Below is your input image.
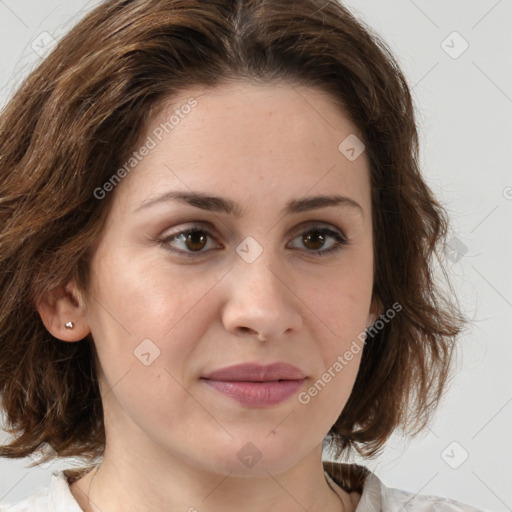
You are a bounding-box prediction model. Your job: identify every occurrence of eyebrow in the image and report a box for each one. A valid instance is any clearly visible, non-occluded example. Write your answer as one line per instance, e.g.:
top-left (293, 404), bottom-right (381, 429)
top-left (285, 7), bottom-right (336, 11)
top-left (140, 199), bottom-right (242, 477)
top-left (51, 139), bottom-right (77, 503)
top-left (133, 190), bottom-right (364, 218)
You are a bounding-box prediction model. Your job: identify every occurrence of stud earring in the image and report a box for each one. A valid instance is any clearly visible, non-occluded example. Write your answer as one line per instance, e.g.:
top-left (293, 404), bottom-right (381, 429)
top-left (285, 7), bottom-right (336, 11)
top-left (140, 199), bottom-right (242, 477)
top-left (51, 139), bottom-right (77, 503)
top-left (65, 321), bottom-right (75, 329)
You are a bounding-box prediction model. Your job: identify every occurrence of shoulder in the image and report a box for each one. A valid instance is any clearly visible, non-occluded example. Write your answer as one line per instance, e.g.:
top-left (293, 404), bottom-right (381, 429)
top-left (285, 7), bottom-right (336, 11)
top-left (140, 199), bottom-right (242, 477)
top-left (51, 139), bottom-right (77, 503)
top-left (0, 470), bottom-right (83, 512)
top-left (0, 485), bottom-right (50, 512)
top-left (323, 461), bottom-right (486, 512)
top-left (362, 472), bottom-right (486, 511)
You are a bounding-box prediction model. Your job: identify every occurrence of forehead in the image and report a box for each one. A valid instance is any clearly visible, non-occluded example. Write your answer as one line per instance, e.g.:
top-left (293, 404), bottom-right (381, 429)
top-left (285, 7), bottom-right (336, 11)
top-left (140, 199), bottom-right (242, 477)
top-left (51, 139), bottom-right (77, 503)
top-left (113, 80), bottom-right (371, 218)
top-left (149, 79), bottom-right (361, 148)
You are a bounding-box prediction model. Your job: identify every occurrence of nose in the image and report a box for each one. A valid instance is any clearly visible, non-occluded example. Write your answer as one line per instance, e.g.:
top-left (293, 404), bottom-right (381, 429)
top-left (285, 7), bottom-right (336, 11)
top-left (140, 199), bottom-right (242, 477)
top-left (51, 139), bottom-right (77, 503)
top-left (221, 251), bottom-right (303, 342)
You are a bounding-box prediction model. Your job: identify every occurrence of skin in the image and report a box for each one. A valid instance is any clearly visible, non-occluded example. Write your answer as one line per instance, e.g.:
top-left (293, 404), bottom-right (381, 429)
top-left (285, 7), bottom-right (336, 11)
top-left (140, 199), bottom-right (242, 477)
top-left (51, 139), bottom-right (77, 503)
top-left (38, 79), bottom-right (381, 512)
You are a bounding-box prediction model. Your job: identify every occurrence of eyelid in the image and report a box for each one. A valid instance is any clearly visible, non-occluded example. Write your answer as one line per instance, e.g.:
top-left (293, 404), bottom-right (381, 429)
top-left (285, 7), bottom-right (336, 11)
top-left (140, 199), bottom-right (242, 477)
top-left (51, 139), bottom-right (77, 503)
top-left (157, 220), bottom-right (216, 240)
top-left (286, 221), bottom-right (349, 255)
top-left (158, 220), bottom-right (349, 257)
top-left (288, 220), bottom-right (346, 237)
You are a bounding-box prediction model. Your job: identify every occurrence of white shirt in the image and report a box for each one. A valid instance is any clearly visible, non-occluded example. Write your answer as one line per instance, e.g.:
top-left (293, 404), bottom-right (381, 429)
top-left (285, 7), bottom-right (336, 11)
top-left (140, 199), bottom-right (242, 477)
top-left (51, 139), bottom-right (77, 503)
top-left (0, 466), bottom-right (486, 511)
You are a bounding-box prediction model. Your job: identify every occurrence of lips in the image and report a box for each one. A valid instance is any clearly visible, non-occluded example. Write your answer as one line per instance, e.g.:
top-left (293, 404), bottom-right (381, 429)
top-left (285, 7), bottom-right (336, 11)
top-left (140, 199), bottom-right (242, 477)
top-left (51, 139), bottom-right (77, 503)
top-left (202, 362), bottom-right (306, 382)
top-left (201, 362), bottom-right (307, 406)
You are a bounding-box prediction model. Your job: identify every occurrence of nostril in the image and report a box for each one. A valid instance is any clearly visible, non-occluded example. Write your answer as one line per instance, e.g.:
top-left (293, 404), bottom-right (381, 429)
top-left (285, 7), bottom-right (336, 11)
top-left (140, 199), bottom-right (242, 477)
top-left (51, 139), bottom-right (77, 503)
top-left (237, 327), bottom-right (265, 340)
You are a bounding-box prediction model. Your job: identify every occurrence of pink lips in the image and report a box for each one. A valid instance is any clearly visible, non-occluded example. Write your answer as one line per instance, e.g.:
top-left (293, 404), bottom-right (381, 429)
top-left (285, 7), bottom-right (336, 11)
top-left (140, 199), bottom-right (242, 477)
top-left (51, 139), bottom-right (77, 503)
top-left (201, 362), bottom-right (306, 407)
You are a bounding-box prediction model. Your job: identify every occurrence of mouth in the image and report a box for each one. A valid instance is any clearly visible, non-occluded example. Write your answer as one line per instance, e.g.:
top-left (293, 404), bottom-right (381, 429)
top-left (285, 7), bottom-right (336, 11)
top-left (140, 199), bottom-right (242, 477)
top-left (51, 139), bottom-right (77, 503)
top-left (201, 362), bottom-right (306, 381)
top-left (201, 362), bottom-right (307, 406)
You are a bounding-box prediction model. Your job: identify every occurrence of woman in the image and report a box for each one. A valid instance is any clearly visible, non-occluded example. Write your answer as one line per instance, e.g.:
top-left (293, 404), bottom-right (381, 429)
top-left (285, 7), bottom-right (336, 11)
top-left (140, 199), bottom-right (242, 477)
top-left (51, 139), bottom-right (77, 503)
top-left (0, 0), bottom-right (483, 511)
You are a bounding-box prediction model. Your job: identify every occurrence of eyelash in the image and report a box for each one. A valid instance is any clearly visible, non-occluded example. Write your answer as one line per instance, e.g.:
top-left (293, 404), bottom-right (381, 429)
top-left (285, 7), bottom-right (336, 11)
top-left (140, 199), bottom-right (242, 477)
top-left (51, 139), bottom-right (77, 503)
top-left (157, 222), bottom-right (349, 259)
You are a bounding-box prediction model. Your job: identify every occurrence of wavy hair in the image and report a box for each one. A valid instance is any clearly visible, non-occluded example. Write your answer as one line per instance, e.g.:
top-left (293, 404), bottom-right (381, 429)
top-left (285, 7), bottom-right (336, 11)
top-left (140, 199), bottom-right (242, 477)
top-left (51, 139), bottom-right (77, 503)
top-left (0, 0), bottom-right (468, 485)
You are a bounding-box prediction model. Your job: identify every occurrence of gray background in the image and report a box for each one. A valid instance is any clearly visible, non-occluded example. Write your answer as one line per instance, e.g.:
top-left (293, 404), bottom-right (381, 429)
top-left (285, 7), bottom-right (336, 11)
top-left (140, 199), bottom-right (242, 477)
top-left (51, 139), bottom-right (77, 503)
top-left (0, 1), bottom-right (511, 511)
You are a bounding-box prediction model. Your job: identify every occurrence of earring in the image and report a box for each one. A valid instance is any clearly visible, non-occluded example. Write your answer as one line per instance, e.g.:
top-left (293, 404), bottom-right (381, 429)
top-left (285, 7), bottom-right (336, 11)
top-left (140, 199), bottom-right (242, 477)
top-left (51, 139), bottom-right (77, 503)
top-left (65, 321), bottom-right (75, 329)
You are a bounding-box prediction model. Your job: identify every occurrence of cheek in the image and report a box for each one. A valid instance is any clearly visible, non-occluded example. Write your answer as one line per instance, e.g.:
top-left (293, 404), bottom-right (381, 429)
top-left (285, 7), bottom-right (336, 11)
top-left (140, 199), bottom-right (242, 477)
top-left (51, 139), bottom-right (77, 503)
top-left (90, 245), bottom-right (223, 337)
top-left (86, 259), bottom-right (218, 434)
top-left (297, 264), bottom-right (371, 381)
top-left (302, 265), bottom-right (372, 336)
top-left (86, 249), bottom-right (225, 393)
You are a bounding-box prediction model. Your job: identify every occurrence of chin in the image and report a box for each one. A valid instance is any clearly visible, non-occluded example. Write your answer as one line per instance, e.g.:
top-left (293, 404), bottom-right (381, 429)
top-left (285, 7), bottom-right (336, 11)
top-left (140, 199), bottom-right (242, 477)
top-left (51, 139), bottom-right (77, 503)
top-left (194, 433), bottom-right (310, 477)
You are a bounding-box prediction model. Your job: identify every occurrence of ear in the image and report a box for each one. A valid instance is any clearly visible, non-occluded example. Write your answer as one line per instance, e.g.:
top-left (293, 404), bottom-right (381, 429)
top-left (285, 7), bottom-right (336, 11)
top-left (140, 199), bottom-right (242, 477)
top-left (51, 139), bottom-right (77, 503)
top-left (36, 280), bottom-right (91, 342)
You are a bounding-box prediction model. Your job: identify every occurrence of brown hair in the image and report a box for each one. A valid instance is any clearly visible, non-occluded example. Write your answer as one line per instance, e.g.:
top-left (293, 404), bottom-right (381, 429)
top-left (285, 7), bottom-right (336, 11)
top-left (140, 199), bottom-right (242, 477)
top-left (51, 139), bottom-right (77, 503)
top-left (0, 0), bottom-right (468, 484)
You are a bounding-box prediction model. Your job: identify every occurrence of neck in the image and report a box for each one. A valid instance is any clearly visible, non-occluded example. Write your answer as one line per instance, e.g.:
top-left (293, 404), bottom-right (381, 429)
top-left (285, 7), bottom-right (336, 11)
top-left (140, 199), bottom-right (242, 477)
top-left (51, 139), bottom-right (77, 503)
top-left (70, 448), bottom-right (353, 512)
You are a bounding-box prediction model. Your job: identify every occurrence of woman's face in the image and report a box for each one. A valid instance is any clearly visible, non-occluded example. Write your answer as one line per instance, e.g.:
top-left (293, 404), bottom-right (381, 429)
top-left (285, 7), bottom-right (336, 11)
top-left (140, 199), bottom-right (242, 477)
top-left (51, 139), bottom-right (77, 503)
top-left (83, 80), bottom-right (377, 476)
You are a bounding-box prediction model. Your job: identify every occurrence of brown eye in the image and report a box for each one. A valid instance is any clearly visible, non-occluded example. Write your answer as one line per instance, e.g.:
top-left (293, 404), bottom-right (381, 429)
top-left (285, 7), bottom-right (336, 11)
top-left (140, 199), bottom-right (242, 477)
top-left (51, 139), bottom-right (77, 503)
top-left (159, 226), bottom-right (221, 257)
top-left (302, 231), bottom-right (326, 251)
top-left (288, 224), bottom-right (348, 257)
top-left (182, 231), bottom-right (208, 251)
top-left (160, 223), bottom-right (348, 259)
